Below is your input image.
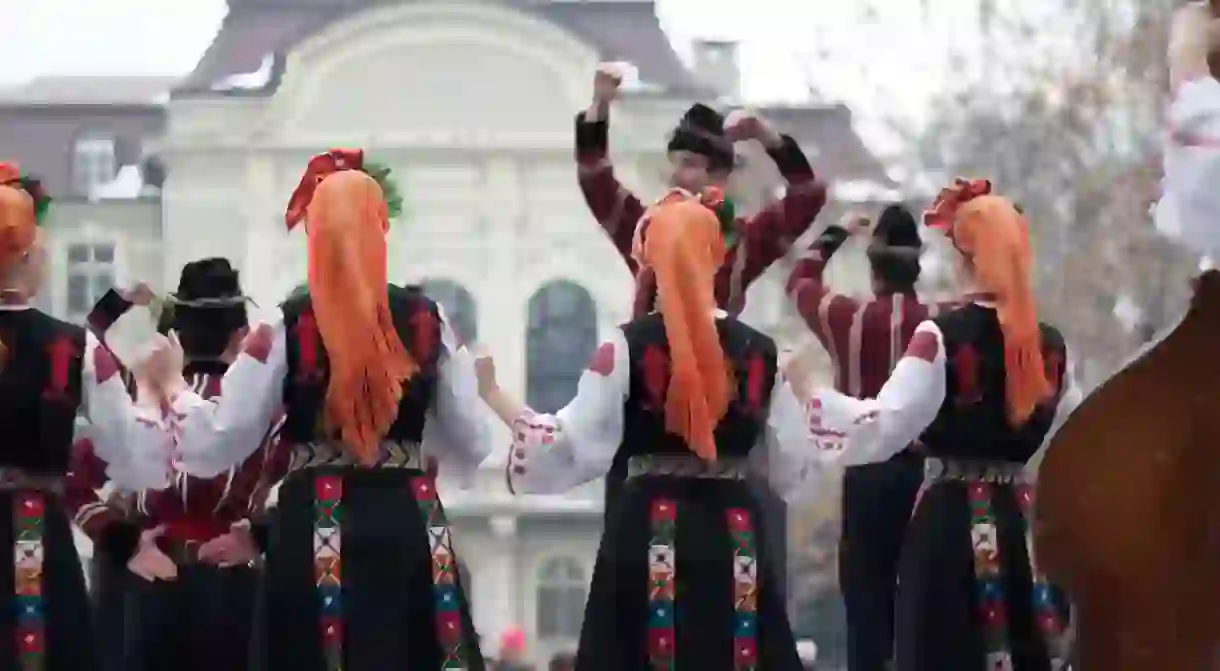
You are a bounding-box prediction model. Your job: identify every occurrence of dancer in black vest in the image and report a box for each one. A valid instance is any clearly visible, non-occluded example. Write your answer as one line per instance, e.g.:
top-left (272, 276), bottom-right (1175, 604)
top-left (477, 190), bottom-right (817, 670)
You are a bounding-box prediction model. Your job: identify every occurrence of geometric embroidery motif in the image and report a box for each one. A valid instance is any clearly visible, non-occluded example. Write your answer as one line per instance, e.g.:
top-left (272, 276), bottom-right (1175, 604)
top-left (410, 475), bottom-right (468, 670)
top-left (727, 508), bottom-right (758, 671)
top-left (13, 492), bottom-right (44, 671)
top-left (647, 499), bottom-right (676, 669)
top-left (313, 475), bottom-right (343, 671)
top-left (1016, 485), bottom-right (1069, 670)
top-left (967, 482), bottom-right (1014, 671)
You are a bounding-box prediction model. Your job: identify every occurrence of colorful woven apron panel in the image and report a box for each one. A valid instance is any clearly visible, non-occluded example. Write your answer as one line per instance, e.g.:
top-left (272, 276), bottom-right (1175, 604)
top-left (1016, 484), bottom-right (1069, 670)
top-left (647, 499), bottom-right (677, 669)
top-left (410, 474), bottom-right (469, 670)
top-left (727, 508), bottom-right (758, 671)
top-left (313, 476), bottom-right (343, 671)
top-left (967, 482), bottom-right (1014, 671)
top-left (13, 492), bottom-right (44, 671)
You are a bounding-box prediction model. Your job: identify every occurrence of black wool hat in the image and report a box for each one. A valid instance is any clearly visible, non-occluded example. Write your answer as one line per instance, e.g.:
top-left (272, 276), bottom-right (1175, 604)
top-left (666, 103), bottom-right (735, 172)
top-left (166, 257), bottom-right (249, 335)
top-left (869, 205), bottom-right (923, 261)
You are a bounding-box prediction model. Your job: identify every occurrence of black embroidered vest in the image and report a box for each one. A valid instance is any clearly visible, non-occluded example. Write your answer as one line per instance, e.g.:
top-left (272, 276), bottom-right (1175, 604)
top-left (0, 309), bottom-right (86, 473)
top-left (610, 314), bottom-right (779, 483)
top-left (279, 286), bottom-right (443, 445)
top-left (919, 304), bottom-right (1068, 463)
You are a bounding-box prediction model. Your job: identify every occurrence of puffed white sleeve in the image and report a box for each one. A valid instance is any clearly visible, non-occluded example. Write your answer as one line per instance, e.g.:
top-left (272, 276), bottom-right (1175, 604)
top-left (809, 320), bottom-right (946, 468)
top-left (168, 312), bottom-right (288, 478)
top-left (505, 329), bottom-right (629, 495)
top-left (1025, 344), bottom-right (1084, 478)
top-left (421, 306), bottom-right (492, 489)
top-left (750, 374), bottom-right (827, 504)
top-left (79, 331), bottom-right (173, 490)
top-left (1156, 77), bottom-right (1220, 256)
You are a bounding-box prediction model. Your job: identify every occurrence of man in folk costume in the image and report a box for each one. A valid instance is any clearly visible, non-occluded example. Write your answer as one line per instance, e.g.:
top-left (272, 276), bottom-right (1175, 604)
top-left (785, 205), bottom-right (959, 671)
top-left (64, 260), bottom-right (290, 671)
top-left (476, 190), bottom-right (815, 670)
top-left (140, 150), bottom-right (492, 670)
top-left (803, 178), bottom-right (1080, 670)
top-left (0, 162), bottom-right (172, 670)
top-left (1033, 3), bottom-right (1220, 669)
top-left (576, 64), bottom-right (826, 577)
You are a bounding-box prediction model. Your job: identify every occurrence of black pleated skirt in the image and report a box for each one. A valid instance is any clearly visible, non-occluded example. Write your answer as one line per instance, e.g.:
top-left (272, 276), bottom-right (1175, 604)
top-left (252, 467), bottom-right (483, 671)
top-left (575, 476), bottom-right (802, 671)
top-left (0, 490), bottom-right (98, 671)
top-left (895, 481), bottom-right (1071, 671)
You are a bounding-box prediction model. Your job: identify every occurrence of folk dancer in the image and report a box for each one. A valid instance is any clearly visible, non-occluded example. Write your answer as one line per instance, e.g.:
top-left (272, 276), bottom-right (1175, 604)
top-left (576, 63), bottom-right (827, 573)
top-left (65, 259), bottom-right (290, 671)
top-left (1033, 3), bottom-right (1220, 669)
top-left (785, 205), bottom-right (959, 671)
top-left (141, 150), bottom-right (491, 670)
top-left (806, 180), bottom-right (1080, 671)
top-left (477, 191), bottom-right (815, 670)
top-left (0, 162), bottom-right (172, 671)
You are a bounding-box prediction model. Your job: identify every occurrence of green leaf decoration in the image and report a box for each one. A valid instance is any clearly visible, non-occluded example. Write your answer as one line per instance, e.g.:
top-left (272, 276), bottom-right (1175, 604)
top-left (363, 161), bottom-right (404, 221)
top-left (717, 197), bottom-right (739, 247)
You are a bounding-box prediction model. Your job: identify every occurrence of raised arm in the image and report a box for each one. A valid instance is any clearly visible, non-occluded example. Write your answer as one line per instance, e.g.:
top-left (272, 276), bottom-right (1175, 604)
top-left (751, 373), bottom-right (830, 504)
top-left (730, 115), bottom-right (828, 289)
top-left (808, 320), bottom-right (946, 467)
top-left (785, 216), bottom-right (861, 347)
top-left (480, 330), bottom-right (629, 495)
top-left (167, 314), bottom-right (287, 478)
top-left (1157, 77), bottom-right (1220, 255)
top-left (575, 67), bottom-right (648, 272)
top-left (80, 331), bottom-right (173, 490)
top-left (421, 307), bottom-right (492, 489)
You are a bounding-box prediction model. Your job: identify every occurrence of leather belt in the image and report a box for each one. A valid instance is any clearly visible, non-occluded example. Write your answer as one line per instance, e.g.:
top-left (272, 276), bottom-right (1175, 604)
top-left (627, 454), bottom-right (750, 481)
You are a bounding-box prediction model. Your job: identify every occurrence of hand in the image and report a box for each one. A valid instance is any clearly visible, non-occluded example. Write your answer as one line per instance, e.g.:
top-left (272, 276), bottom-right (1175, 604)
top-left (120, 282), bottom-right (156, 307)
top-left (197, 525), bottom-right (259, 568)
top-left (1169, 2), bottom-right (1220, 88)
top-left (220, 326), bottom-right (249, 364)
top-left (592, 63), bottom-right (623, 105)
top-left (133, 333), bottom-right (185, 397)
top-left (472, 347), bottom-right (497, 399)
top-left (724, 110), bottom-right (782, 148)
top-left (839, 211), bottom-right (870, 236)
top-left (127, 526), bottom-right (177, 582)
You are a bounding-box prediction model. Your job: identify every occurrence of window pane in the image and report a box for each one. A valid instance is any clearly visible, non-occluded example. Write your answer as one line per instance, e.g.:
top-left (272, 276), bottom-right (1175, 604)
top-left (67, 274), bottom-right (88, 314)
top-left (93, 245), bottom-right (114, 263)
top-left (67, 245), bottom-right (90, 264)
top-left (92, 272), bottom-right (114, 299)
top-left (527, 282), bottom-right (597, 412)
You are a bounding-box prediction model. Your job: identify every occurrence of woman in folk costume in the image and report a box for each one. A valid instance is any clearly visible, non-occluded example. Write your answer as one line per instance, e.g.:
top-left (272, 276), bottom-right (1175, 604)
top-left (476, 189), bottom-right (812, 670)
top-left (142, 149), bottom-right (491, 670)
top-left (0, 162), bottom-right (171, 671)
top-left (66, 259), bottom-right (286, 671)
top-left (804, 179), bottom-right (1080, 671)
top-left (1034, 3), bottom-right (1220, 668)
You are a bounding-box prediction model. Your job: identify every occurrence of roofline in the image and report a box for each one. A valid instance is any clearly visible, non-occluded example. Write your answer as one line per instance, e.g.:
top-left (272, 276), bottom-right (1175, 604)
top-left (0, 102), bottom-right (166, 112)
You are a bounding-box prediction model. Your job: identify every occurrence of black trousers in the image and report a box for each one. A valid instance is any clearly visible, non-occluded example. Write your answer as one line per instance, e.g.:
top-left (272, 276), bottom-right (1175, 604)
top-left (838, 450), bottom-right (924, 671)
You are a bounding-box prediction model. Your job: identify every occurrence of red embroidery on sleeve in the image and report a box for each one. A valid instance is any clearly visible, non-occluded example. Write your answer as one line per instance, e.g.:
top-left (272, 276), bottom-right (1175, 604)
top-left (410, 308), bottom-right (438, 364)
top-left (243, 324), bottom-right (275, 364)
top-left (641, 345), bottom-right (669, 410)
top-left (293, 311), bottom-right (322, 382)
top-left (43, 336), bottom-right (82, 402)
top-left (587, 342), bottom-right (615, 376)
top-left (953, 343), bottom-right (982, 406)
top-left (904, 331), bottom-right (940, 363)
top-left (745, 353), bottom-right (765, 414)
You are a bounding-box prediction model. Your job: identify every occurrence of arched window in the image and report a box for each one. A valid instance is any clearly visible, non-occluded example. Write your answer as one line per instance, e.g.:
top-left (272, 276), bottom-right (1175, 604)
top-left (421, 279), bottom-right (478, 346)
top-left (526, 281), bottom-right (596, 413)
top-left (535, 556), bottom-right (587, 639)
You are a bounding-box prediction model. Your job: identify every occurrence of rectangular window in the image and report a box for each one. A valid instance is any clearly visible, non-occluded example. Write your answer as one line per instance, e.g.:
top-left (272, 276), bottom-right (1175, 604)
top-left (73, 135), bottom-right (117, 196)
top-left (65, 241), bottom-right (117, 321)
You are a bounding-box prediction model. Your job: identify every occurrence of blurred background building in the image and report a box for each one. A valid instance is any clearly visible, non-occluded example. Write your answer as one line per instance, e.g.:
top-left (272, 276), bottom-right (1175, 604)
top-left (1, 0), bottom-right (907, 665)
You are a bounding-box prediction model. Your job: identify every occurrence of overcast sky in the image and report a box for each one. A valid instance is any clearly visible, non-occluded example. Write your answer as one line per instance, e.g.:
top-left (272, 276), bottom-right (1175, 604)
top-left (0, 0), bottom-right (991, 151)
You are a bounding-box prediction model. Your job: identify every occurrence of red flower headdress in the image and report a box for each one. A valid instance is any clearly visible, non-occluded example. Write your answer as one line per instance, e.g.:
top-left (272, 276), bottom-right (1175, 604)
top-left (922, 177), bottom-right (992, 241)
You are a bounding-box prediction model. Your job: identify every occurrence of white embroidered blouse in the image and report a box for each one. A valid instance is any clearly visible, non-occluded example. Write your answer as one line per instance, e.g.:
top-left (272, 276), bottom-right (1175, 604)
top-left (1156, 77), bottom-right (1220, 255)
top-left (166, 305), bottom-right (491, 487)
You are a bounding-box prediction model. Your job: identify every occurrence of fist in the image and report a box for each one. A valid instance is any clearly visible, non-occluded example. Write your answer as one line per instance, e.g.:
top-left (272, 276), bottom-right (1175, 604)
top-left (839, 211), bottom-right (871, 236)
top-left (724, 110), bottom-right (780, 146)
top-left (593, 64), bottom-right (623, 104)
top-left (121, 282), bottom-right (156, 307)
top-left (472, 347), bottom-right (497, 399)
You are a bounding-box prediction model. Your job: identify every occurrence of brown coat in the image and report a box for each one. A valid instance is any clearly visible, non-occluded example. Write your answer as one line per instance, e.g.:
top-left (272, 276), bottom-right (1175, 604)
top-left (1034, 270), bottom-right (1220, 669)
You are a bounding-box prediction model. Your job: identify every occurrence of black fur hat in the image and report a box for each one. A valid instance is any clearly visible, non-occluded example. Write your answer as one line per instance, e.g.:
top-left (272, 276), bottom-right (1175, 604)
top-left (162, 258), bottom-right (249, 356)
top-left (868, 205), bottom-right (922, 288)
top-left (666, 103), bottom-right (735, 172)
